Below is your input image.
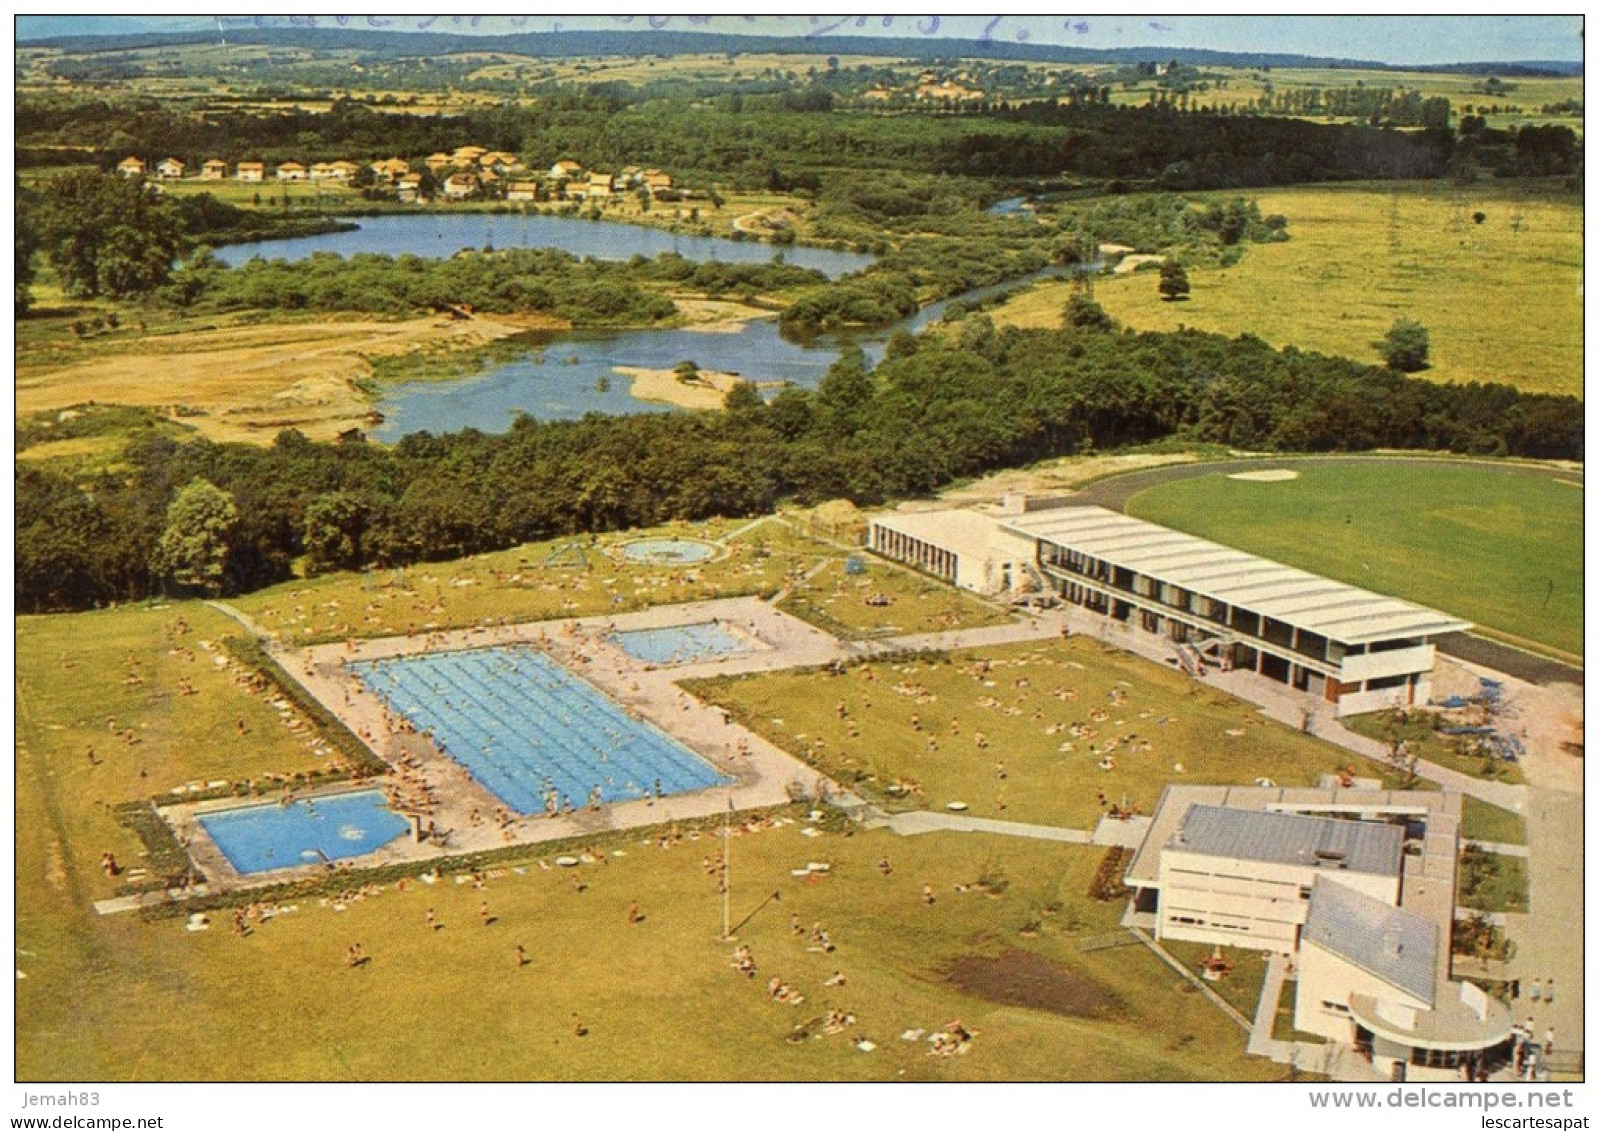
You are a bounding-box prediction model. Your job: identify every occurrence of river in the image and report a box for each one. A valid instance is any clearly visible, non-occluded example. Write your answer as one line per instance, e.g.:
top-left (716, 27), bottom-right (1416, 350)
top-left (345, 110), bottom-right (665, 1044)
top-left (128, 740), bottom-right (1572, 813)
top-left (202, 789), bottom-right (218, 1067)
top-left (217, 214), bottom-right (1066, 438)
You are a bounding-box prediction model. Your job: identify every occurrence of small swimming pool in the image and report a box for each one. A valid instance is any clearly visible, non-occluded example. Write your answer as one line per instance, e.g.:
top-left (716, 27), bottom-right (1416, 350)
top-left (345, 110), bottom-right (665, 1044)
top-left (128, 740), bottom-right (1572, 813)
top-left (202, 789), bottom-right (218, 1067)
top-left (198, 790), bottom-right (410, 875)
top-left (350, 646), bottom-right (728, 815)
top-left (611, 622), bottom-right (752, 665)
top-left (618, 538), bottom-right (718, 565)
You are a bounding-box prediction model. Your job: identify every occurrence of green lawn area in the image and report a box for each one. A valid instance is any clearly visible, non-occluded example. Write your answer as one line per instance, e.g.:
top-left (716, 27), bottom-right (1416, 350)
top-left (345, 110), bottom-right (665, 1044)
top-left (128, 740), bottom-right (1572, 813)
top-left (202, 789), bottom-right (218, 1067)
top-left (1460, 797), bottom-right (1529, 846)
top-left (1124, 461), bottom-right (1582, 660)
top-left (691, 636), bottom-right (1414, 829)
top-left (1457, 848), bottom-right (1530, 914)
top-left (778, 556), bottom-right (1014, 640)
top-left (1342, 710), bottom-right (1526, 786)
top-left (230, 516), bottom-right (833, 646)
top-left (993, 181), bottom-right (1583, 398)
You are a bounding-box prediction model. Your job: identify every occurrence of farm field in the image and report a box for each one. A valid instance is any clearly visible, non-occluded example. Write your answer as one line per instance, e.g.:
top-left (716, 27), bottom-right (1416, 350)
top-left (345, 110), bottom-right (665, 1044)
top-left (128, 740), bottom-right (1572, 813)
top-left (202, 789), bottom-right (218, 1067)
top-left (992, 181), bottom-right (1583, 398)
top-left (692, 637), bottom-right (1415, 829)
top-left (1123, 460), bottom-right (1583, 660)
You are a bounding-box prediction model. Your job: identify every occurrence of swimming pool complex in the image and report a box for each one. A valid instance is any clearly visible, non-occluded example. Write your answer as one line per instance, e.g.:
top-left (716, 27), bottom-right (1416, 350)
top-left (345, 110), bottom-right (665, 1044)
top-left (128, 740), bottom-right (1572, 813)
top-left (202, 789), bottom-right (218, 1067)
top-left (618, 538), bottom-right (718, 565)
top-left (350, 646), bottom-right (728, 815)
top-left (197, 790), bottom-right (410, 875)
top-left (610, 622), bottom-right (752, 665)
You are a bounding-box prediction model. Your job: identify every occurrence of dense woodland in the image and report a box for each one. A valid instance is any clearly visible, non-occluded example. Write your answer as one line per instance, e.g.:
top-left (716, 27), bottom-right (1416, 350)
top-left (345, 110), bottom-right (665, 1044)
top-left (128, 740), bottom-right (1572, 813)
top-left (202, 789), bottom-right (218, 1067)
top-left (16, 312), bottom-right (1582, 612)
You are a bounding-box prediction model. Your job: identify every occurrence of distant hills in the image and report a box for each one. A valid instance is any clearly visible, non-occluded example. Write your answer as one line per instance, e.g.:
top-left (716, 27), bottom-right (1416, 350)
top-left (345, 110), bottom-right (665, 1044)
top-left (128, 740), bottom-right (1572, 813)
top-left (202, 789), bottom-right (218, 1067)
top-left (13, 20), bottom-right (1583, 77)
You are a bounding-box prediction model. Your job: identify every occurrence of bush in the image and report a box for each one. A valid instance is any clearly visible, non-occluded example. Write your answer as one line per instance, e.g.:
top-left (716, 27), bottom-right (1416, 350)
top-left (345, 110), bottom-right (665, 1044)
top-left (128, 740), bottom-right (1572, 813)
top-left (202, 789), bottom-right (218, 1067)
top-left (1378, 318), bottom-right (1430, 372)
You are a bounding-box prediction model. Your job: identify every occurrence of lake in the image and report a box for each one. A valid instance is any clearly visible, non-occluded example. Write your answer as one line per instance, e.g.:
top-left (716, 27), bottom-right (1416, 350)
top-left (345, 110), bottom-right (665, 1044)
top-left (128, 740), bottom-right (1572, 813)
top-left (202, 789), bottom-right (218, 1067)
top-left (217, 215), bottom-right (1068, 438)
top-left (214, 212), bottom-right (874, 279)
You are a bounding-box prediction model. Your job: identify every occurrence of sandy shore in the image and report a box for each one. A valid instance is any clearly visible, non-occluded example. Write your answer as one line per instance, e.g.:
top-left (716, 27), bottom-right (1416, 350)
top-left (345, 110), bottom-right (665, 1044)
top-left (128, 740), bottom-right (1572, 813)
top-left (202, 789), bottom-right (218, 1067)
top-left (615, 365), bottom-right (774, 411)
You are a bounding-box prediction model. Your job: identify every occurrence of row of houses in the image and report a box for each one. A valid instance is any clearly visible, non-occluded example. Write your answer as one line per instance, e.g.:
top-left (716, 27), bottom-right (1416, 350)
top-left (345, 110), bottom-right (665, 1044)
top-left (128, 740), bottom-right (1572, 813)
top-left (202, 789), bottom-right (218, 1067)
top-left (118, 156), bottom-right (363, 182)
top-left (116, 152), bottom-right (676, 201)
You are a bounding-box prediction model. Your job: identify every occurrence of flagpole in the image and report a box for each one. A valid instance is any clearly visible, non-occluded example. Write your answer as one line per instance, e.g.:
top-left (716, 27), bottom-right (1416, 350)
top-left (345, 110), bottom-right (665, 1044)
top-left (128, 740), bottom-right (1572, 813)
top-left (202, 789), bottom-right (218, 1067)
top-left (721, 791), bottom-right (732, 941)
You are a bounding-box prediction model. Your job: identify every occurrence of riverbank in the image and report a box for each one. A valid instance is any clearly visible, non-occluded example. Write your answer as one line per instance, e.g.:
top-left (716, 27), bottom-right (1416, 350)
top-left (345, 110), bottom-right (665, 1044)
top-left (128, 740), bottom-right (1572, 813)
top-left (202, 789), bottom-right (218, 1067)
top-left (615, 364), bottom-right (780, 411)
top-left (16, 312), bottom-right (538, 445)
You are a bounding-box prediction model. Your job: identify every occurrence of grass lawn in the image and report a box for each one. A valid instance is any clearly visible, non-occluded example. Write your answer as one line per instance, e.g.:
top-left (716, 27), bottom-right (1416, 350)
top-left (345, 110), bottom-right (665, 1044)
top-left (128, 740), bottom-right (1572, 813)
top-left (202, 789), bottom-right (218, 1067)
top-left (777, 556), bottom-right (1014, 640)
top-left (993, 181), bottom-right (1583, 398)
top-left (1342, 711), bottom-right (1525, 786)
top-left (1457, 848), bottom-right (1530, 914)
top-left (1460, 796), bottom-right (1529, 846)
top-left (1123, 461), bottom-right (1583, 661)
top-left (15, 604), bottom-right (337, 910)
top-left (230, 517), bottom-right (834, 645)
top-left (691, 636), bottom-right (1414, 828)
top-left (15, 600), bottom-right (1279, 1083)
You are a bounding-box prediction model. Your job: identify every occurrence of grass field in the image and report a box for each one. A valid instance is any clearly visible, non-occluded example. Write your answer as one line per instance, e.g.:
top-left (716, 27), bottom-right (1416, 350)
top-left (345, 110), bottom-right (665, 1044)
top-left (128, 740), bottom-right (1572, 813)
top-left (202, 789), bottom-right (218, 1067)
top-left (231, 517), bottom-right (833, 645)
top-left (1461, 796), bottom-right (1529, 846)
top-left (777, 556), bottom-right (1015, 639)
top-left (691, 636), bottom-right (1414, 828)
top-left (993, 181), bottom-right (1583, 398)
top-left (1123, 461), bottom-right (1583, 660)
top-left (16, 589), bottom-right (1284, 1081)
top-left (1342, 711), bottom-right (1526, 786)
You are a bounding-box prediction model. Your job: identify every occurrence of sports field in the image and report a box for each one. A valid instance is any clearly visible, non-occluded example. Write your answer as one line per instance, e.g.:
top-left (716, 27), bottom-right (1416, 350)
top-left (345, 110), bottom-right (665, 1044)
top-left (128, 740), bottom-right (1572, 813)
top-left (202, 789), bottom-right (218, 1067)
top-left (1123, 461), bottom-right (1582, 660)
top-left (994, 182), bottom-right (1583, 398)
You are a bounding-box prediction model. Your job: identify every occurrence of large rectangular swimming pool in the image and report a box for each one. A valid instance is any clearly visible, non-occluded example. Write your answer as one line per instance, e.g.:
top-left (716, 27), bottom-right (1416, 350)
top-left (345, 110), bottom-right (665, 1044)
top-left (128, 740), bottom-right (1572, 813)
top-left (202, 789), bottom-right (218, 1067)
top-left (350, 646), bottom-right (728, 815)
top-left (198, 789), bottom-right (410, 875)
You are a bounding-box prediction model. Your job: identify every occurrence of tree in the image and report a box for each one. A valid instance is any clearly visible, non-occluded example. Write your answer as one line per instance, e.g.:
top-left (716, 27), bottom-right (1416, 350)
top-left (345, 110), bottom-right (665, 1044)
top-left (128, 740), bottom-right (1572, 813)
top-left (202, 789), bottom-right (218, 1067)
top-left (1157, 259), bottom-right (1191, 301)
top-left (1378, 318), bottom-right (1430, 371)
top-left (153, 479), bottom-right (239, 595)
top-left (1063, 292), bottom-right (1115, 330)
top-left (15, 187), bottom-right (39, 315)
top-left (39, 171), bottom-right (181, 298)
top-left (302, 491), bottom-right (369, 575)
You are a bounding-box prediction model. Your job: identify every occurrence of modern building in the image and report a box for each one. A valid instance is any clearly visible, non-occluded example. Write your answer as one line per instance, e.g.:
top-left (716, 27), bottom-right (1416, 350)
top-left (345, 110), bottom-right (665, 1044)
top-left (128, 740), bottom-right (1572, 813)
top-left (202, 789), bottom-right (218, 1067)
top-left (201, 159), bottom-right (229, 180)
top-left (1003, 507), bottom-right (1471, 716)
top-left (867, 508), bottom-right (1035, 597)
top-left (236, 161), bottom-right (265, 182)
top-left (441, 173), bottom-right (479, 199)
top-left (1125, 783), bottom-right (1514, 1080)
top-left (867, 503), bottom-right (1468, 717)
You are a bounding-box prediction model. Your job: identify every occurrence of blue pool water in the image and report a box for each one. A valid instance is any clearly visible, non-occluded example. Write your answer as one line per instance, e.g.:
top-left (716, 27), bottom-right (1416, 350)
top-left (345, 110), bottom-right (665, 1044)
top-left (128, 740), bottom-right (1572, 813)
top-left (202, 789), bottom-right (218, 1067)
top-left (350, 647), bottom-right (728, 815)
top-left (611, 622), bottom-right (751, 665)
top-left (198, 790), bottom-right (410, 875)
top-left (619, 538), bottom-right (717, 565)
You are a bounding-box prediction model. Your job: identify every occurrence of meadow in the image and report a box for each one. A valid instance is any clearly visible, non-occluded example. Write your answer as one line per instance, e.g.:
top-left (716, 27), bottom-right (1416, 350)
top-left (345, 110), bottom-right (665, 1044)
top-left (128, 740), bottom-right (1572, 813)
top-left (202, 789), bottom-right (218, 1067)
top-left (692, 636), bottom-right (1414, 829)
top-left (1122, 461), bottom-right (1583, 660)
top-left (994, 181), bottom-right (1583, 398)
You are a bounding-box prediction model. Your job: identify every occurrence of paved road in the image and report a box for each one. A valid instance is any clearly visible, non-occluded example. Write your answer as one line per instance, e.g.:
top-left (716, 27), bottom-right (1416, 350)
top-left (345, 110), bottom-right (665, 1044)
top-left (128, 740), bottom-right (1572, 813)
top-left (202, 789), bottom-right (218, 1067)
top-left (1060, 456), bottom-right (1583, 688)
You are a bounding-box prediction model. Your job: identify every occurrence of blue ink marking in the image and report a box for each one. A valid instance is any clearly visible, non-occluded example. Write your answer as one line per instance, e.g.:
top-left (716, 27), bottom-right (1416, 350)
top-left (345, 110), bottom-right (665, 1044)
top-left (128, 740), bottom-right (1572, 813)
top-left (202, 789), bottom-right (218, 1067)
top-left (1016, 28), bottom-right (1031, 42)
top-left (979, 16), bottom-right (1003, 43)
top-left (806, 16), bottom-right (851, 38)
top-left (918, 16), bottom-right (940, 35)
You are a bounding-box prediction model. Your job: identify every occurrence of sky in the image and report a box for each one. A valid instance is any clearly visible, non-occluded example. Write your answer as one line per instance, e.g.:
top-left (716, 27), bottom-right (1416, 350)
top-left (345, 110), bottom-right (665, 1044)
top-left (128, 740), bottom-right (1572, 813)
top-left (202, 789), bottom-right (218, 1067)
top-left (13, 13), bottom-right (1586, 66)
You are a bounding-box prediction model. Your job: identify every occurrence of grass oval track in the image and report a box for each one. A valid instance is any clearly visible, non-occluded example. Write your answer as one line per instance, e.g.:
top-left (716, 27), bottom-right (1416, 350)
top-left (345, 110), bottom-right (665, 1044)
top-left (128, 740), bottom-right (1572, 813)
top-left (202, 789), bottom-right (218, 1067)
top-left (1124, 460), bottom-right (1582, 660)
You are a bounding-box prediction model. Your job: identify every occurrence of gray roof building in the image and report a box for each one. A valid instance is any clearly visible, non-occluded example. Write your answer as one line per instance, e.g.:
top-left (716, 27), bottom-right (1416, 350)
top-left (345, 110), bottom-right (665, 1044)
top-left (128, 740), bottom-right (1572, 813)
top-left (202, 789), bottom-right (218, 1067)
top-left (1303, 876), bottom-right (1438, 1006)
top-left (1172, 804), bottom-right (1405, 879)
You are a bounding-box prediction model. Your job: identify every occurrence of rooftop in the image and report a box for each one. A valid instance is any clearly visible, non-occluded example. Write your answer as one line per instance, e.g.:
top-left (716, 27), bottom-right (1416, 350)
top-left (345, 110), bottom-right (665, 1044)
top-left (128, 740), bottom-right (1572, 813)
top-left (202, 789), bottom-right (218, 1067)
top-left (870, 508), bottom-right (1035, 565)
top-left (1002, 506), bottom-right (1472, 646)
top-left (1125, 784), bottom-right (1453, 888)
top-left (1305, 876), bottom-right (1437, 1005)
top-left (1169, 803), bottom-right (1405, 878)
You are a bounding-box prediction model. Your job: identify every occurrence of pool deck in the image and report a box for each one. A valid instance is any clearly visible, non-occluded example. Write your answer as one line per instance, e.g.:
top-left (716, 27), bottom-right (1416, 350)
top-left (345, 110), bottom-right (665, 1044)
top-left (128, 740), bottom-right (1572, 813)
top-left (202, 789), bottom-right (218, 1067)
top-left (159, 598), bottom-right (854, 896)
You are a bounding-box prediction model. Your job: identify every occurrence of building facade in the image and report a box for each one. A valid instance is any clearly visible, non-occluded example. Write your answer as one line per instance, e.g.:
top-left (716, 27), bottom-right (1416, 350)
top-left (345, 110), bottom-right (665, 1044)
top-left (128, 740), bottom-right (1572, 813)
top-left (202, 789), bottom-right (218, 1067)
top-left (1125, 785), bottom-right (1513, 1080)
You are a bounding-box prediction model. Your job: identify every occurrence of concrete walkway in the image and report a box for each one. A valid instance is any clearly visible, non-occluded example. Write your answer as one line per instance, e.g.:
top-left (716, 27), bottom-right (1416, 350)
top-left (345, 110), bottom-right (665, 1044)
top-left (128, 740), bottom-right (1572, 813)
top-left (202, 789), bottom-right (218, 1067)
top-left (870, 809), bottom-right (1090, 843)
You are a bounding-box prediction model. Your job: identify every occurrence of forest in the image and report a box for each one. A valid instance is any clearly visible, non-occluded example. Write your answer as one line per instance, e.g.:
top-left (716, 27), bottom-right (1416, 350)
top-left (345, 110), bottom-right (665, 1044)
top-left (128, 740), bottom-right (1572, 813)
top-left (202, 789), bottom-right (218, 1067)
top-left (16, 309), bottom-right (1582, 612)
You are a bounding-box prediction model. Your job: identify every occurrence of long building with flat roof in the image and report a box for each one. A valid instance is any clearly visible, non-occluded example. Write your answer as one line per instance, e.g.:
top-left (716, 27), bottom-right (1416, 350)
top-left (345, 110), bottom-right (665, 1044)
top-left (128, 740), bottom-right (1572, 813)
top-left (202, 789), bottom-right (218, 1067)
top-left (1001, 506), bottom-right (1470, 715)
